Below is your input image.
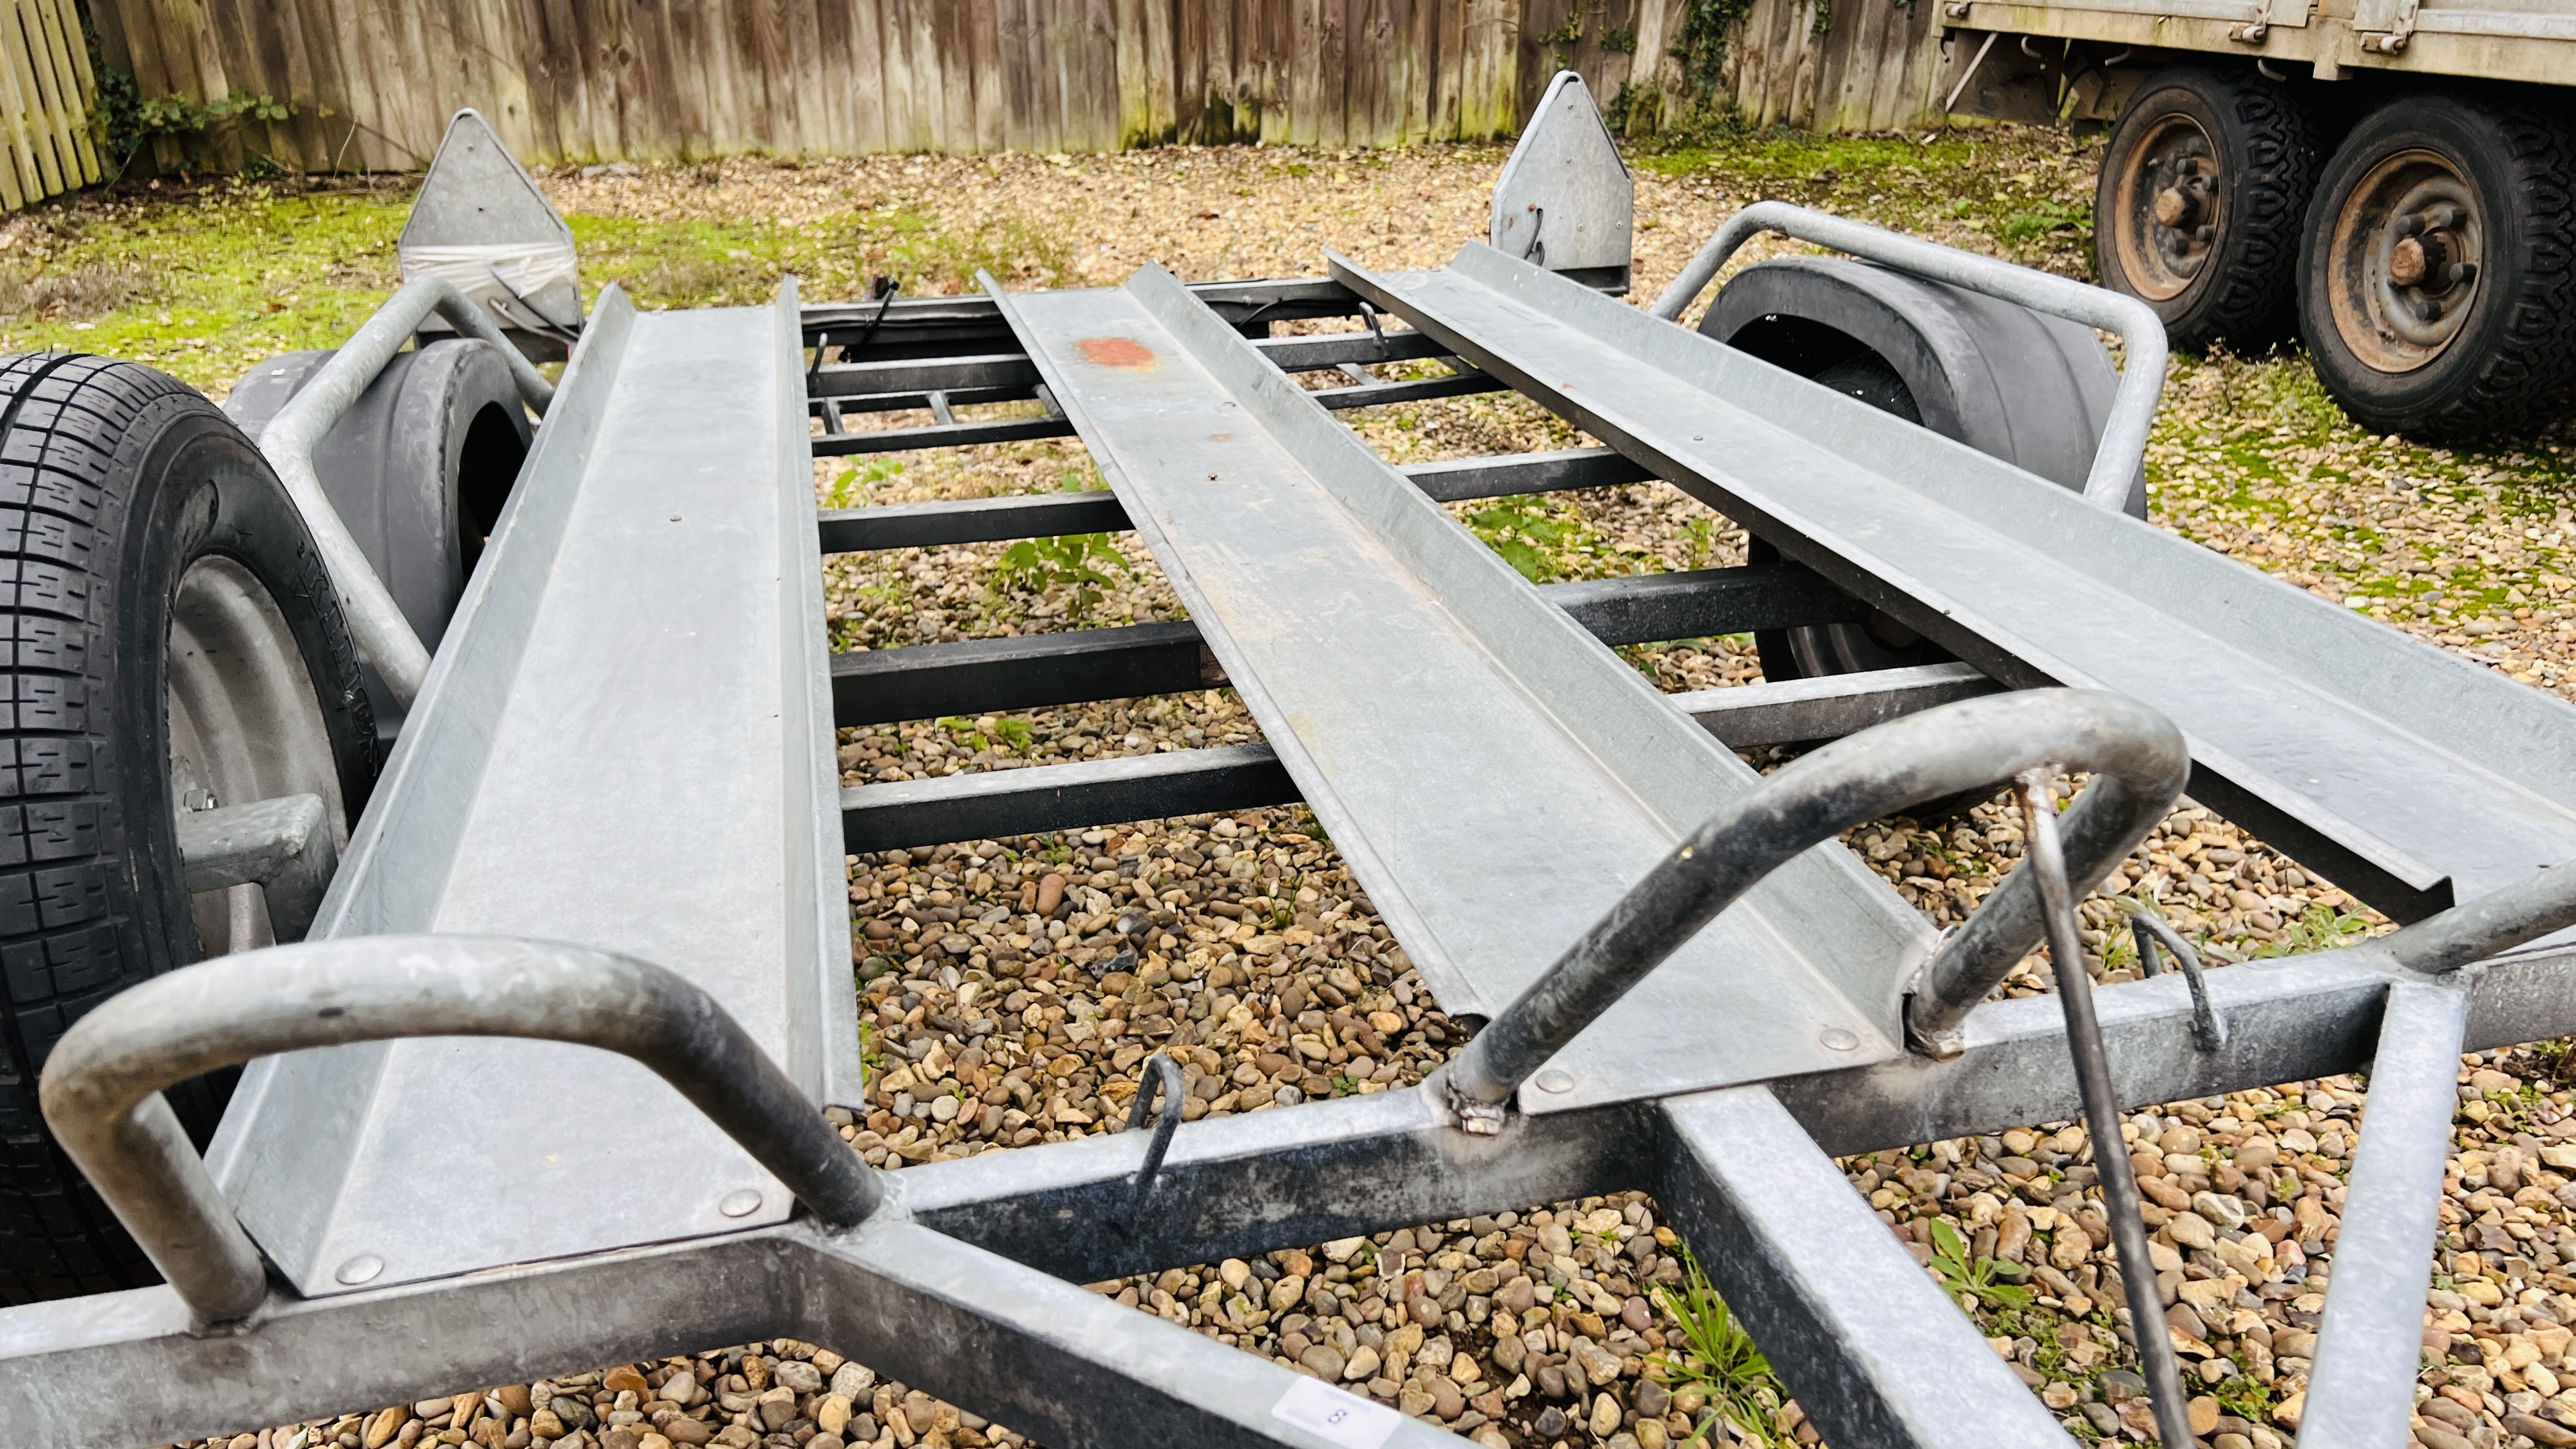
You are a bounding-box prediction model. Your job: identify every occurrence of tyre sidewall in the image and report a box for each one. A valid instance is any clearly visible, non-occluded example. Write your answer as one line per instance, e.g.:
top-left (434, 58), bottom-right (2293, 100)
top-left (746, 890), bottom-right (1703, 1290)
top-left (116, 406), bottom-right (378, 987)
top-left (2298, 96), bottom-right (2565, 435)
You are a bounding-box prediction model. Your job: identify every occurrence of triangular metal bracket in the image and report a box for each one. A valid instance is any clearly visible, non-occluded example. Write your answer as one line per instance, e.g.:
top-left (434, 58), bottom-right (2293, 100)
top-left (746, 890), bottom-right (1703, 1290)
top-left (399, 109), bottom-right (584, 358)
top-left (1490, 71), bottom-right (1634, 293)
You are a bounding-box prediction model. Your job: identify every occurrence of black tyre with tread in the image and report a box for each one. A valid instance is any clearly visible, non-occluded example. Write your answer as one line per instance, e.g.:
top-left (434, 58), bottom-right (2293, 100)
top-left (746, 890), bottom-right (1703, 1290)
top-left (2296, 94), bottom-right (2576, 440)
top-left (0, 353), bottom-right (377, 1303)
top-left (2095, 66), bottom-right (2321, 352)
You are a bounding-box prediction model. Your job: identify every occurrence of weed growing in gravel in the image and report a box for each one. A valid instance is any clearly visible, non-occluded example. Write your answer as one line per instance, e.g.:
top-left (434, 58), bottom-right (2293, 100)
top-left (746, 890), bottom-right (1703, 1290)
top-left (992, 532), bottom-right (1133, 622)
top-left (1652, 1245), bottom-right (1788, 1445)
top-left (1681, 514), bottom-right (1718, 570)
top-left (1465, 494), bottom-right (1618, 582)
top-left (824, 458), bottom-right (903, 509)
top-left (2251, 902), bottom-right (2375, 958)
top-left (1926, 1216), bottom-right (2035, 1312)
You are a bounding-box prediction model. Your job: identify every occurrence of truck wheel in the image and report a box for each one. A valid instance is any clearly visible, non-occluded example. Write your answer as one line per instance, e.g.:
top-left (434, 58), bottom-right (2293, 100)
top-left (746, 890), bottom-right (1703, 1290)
top-left (2096, 65), bottom-right (2320, 351)
top-left (2297, 94), bottom-right (2576, 439)
top-left (1705, 256), bottom-right (2135, 682)
top-left (0, 353), bottom-right (378, 1303)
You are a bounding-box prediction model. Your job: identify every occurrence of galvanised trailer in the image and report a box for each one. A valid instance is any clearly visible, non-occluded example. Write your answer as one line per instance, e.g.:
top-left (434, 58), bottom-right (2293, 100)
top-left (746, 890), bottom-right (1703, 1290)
top-left (0, 80), bottom-right (2572, 1449)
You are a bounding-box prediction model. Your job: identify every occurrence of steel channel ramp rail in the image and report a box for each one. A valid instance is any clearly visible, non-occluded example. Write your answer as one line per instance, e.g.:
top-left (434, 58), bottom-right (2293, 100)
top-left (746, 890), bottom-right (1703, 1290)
top-left (1331, 241), bottom-right (2576, 928)
top-left (195, 282), bottom-right (857, 1298)
top-left (987, 263), bottom-right (1936, 1114)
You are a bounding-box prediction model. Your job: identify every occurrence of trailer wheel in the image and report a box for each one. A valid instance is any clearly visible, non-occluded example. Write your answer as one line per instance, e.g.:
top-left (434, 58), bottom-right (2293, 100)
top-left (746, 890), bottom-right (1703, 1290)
top-left (227, 340), bottom-right (530, 742)
top-left (2297, 95), bottom-right (2576, 439)
top-left (2096, 66), bottom-right (2320, 351)
top-left (1705, 256), bottom-right (2136, 682)
top-left (0, 353), bottom-right (378, 1304)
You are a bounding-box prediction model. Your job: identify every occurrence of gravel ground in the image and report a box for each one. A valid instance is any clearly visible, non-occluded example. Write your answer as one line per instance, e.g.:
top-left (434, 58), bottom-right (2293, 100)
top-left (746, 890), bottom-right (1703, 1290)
top-left (164, 130), bottom-right (2576, 1449)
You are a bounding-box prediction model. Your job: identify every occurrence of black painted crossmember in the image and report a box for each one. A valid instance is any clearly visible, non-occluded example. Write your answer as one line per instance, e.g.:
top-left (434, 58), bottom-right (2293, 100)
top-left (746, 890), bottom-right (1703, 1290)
top-left (840, 663), bottom-right (2002, 851)
top-left (815, 447), bottom-right (1652, 553)
top-left (831, 564), bottom-right (1870, 726)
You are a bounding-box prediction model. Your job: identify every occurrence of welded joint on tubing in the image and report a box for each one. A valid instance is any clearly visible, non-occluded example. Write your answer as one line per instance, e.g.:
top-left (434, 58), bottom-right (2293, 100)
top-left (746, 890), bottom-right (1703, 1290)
top-left (1442, 1062), bottom-right (1511, 1138)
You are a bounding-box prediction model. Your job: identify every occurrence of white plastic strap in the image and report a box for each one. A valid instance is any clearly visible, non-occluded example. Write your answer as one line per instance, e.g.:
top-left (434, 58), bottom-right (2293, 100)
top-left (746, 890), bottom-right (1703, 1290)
top-left (399, 241), bottom-right (579, 318)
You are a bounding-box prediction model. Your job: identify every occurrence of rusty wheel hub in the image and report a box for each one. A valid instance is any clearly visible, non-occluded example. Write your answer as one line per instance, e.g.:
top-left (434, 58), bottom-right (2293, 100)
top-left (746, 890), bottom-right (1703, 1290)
top-left (2326, 150), bottom-right (2483, 372)
top-left (2112, 116), bottom-right (2221, 302)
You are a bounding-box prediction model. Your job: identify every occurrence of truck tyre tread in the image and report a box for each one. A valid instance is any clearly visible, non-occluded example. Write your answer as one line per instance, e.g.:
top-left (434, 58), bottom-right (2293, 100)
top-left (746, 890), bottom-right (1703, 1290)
top-left (2096, 66), bottom-right (2321, 351)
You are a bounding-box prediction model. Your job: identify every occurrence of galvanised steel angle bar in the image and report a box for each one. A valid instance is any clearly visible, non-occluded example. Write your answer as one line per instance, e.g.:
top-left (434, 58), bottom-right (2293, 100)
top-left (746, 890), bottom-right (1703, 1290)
top-left (201, 282), bottom-right (854, 1299)
top-left (1653, 1086), bottom-right (2072, 1448)
top-left (2299, 976), bottom-right (2474, 1446)
top-left (985, 264), bottom-right (1935, 1115)
top-left (1333, 243), bottom-right (2576, 925)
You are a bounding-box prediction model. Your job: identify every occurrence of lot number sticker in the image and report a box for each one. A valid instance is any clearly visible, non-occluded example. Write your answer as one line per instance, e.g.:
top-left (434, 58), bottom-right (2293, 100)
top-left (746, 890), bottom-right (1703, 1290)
top-left (1270, 1376), bottom-right (1401, 1449)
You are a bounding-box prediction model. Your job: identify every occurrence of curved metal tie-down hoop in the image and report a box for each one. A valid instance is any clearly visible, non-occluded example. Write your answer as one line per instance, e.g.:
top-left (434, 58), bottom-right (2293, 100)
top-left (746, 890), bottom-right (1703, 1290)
top-left (1441, 686), bottom-right (2576, 1449)
top-left (1443, 687), bottom-right (2195, 1121)
top-left (38, 935), bottom-right (884, 1329)
top-left (1442, 687), bottom-right (2204, 1443)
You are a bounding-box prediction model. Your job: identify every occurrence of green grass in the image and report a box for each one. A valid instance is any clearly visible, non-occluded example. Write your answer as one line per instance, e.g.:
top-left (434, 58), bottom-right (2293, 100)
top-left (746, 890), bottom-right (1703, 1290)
top-left (0, 183), bottom-right (408, 391)
top-left (0, 181), bottom-right (1068, 395)
top-left (1652, 1244), bottom-right (1790, 1446)
top-left (1629, 126), bottom-right (2103, 273)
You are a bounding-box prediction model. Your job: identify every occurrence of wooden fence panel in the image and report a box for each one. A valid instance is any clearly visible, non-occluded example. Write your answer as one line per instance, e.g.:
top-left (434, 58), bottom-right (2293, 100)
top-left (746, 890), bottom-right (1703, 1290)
top-left (0, 0), bottom-right (95, 210)
top-left (48, 0), bottom-right (1953, 188)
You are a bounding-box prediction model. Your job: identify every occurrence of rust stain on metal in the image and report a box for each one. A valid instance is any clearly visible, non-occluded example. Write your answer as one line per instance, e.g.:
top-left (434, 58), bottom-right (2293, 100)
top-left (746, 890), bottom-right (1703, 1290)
top-left (1077, 336), bottom-right (1158, 368)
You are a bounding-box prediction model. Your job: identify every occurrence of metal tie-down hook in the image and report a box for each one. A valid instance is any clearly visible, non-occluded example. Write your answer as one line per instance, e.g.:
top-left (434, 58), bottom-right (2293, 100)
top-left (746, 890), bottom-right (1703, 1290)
top-left (1119, 1054), bottom-right (1186, 1224)
top-left (2130, 905), bottom-right (2228, 1051)
top-left (2019, 769), bottom-right (2197, 1449)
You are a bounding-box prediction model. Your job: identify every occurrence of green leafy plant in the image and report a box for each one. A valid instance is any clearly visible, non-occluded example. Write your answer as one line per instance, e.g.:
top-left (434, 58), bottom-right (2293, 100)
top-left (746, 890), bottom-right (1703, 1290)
top-left (1467, 496), bottom-right (1577, 583)
top-left (825, 458), bottom-right (904, 509)
top-left (1602, 26), bottom-right (1639, 52)
top-left (1999, 198), bottom-right (2091, 250)
top-left (1682, 515), bottom-right (1717, 571)
top-left (88, 70), bottom-right (303, 178)
top-left (993, 717), bottom-right (1036, 755)
top-left (992, 532), bottom-right (1131, 621)
top-left (1925, 1218), bottom-right (2034, 1311)
top-left (937, 715), bottom-right (992, 755)
top-left (2253, 901), bottom-right (2374, 957)
top-left (858, 1019), bottom-right (884, 1078)
top-left (1652, 1245), bottom-right (1790, 1446)
top-left (1670, 0), bottom-right (1759, 99)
